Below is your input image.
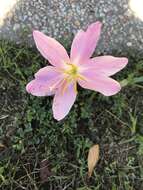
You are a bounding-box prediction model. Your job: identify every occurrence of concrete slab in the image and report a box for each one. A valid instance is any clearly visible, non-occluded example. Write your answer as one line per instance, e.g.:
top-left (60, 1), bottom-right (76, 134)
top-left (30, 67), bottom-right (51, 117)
top-left (0, 0), bottom-right (143, 55)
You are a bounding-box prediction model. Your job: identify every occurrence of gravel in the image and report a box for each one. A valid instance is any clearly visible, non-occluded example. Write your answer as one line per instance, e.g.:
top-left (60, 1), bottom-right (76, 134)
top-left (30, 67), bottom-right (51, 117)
top-left (0, 0), bottom-right (143, 55)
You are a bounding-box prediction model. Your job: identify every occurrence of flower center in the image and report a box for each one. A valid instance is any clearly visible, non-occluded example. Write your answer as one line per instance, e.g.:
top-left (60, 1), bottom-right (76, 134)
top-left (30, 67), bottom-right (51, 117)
top-left (63, 63), bottom-right (86, 83)
top-left (65, 64), bottom-right (78, 79)
top-left (59, 63), bottom-right (86, 94)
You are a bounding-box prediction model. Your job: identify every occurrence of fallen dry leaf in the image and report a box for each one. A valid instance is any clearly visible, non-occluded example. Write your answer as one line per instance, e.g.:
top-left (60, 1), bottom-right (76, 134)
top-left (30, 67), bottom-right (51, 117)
top-left (40, 159), bottom-right (52, 183)
top-left (88, 144), bottom-right (99, 178)
top-left (0, 143), bottom-right (6, 149)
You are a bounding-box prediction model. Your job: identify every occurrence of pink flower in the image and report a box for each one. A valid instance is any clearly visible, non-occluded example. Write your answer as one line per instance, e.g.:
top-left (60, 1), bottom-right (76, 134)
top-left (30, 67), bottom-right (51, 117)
top-left (26, 22), bottom-right (128, 121)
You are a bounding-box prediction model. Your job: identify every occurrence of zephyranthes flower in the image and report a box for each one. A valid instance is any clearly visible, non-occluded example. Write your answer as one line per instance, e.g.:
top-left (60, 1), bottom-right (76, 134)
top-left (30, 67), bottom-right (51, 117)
top-left (26, 22), bottom-right (128, 121)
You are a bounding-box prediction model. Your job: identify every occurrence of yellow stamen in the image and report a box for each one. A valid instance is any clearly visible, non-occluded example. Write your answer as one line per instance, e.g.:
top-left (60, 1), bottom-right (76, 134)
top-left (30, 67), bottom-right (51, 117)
top-left (64, 64), bottom-right (78, 77)
top-left (59, 63), bottom-right (87, 94)
top-left (74, 82), bottom-right (78, 93)
top-left (61, 79), bottom-right (68, 95)
top-left (77, 74), bottom-right (87, 81)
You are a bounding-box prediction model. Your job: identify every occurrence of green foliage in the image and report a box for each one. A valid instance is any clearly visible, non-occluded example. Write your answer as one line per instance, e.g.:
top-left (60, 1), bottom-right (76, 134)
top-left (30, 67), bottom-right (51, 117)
top-left (0, 40), bottom-right (143, 189)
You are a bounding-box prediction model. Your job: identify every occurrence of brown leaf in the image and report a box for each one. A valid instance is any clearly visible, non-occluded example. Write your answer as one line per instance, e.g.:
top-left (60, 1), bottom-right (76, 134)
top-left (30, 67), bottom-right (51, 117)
top-left (0, 143), bottom-right (6, 149)
top-left (88, 144), bottom-right (99, 178)
top-left (40, 159), bottom-right (52, 183)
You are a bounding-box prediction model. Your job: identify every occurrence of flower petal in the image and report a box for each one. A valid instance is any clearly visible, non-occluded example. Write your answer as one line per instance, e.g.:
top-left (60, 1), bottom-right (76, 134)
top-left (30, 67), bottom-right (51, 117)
top-left (70, 22), bottom-right (102, 64)
top-left (82, 56), bottom-right (128, 76)
top-left (26, 67), bottom-right (63, 96)
top-left (52, 82), bottom-right (77, 121)
top-left (70, 30), bottom-right (86, 64)
top-left (78, 73), bottom-right (121, 96)
top-left (33, 30), bottom-right (70, 67)
top-left (26, 79), bottom-right (54, 96)
top-left (35, 66), bottom-right (60, 80)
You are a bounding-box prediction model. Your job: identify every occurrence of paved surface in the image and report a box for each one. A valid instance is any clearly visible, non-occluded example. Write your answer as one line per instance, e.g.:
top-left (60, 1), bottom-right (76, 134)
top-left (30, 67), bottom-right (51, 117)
top-left (0, 0), bottom-right (143, 55)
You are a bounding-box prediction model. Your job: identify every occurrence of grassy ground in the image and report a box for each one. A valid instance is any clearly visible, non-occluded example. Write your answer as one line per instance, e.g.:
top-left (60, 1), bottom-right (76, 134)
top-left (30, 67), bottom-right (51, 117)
top-left (0, 40), bottom-right (143, 190)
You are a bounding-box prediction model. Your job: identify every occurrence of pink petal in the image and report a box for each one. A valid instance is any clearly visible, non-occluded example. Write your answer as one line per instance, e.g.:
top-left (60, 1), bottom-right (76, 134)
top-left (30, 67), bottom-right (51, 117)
top-left (35, 66), bottom-right (60, 80)
top-left (70, 30), bottom-right (86, 64)
top-left (33, 30), bottom-right (70, 67)
top-left (78, 73), bottom-right (121, 96)
top-left (26, 79), bottom-right (54, 96)
top-left (26, 67), bottom-right (63, 96)
top-left (82, 56), bottom-right (128, 76)
top-left (70, 22), bottom-right (102, 64)
top-left (52, 82), bottom-right (77, 121)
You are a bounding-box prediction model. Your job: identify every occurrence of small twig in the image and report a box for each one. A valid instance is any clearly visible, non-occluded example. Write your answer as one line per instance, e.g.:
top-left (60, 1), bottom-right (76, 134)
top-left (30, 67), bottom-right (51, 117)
top-left (105, 110), bottom-right (129, 127)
